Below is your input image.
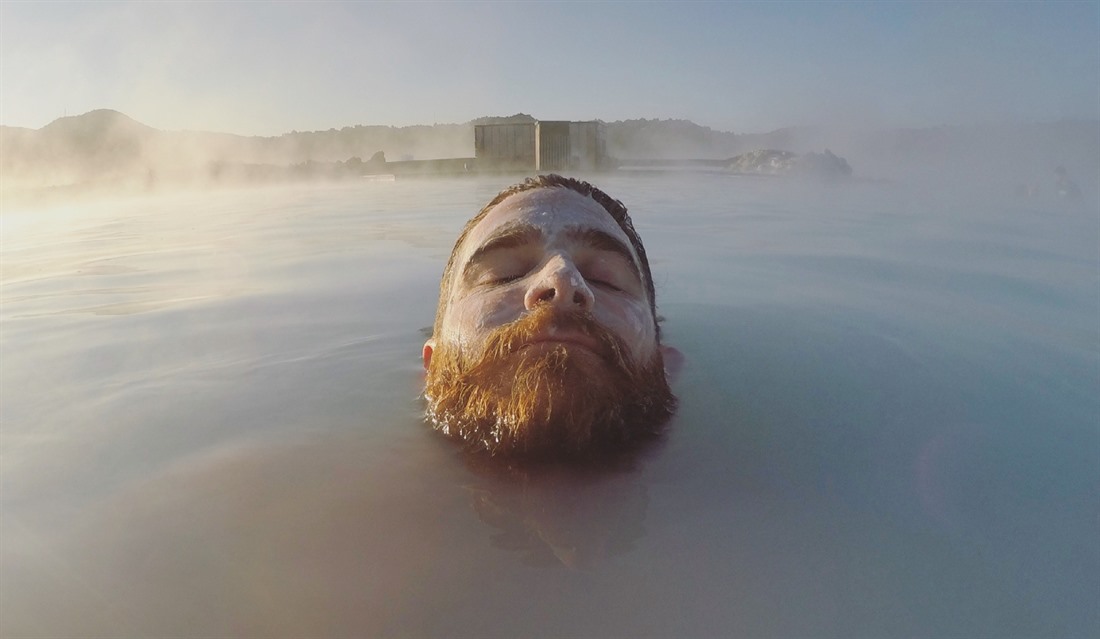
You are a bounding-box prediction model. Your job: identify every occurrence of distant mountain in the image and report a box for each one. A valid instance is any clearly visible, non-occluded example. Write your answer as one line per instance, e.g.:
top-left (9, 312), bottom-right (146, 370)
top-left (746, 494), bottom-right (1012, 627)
top-left (603, 118), bottom-right (818, 159)
top-left (39, 108), bottom-right (155, 139)
top-left (3, 109), bottom-right (160, 186)
top-left (1, 110), bottom-right (473, 188)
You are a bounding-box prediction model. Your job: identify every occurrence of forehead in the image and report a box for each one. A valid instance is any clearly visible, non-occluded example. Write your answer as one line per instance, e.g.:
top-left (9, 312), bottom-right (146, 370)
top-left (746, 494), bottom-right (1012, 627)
top-left (457, 188), bottom-right (637, 266)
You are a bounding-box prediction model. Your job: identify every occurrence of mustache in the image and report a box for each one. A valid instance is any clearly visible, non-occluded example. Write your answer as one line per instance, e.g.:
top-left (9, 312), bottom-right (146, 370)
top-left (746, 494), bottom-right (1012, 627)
top-left (480, 306), bottom-right (627, 366)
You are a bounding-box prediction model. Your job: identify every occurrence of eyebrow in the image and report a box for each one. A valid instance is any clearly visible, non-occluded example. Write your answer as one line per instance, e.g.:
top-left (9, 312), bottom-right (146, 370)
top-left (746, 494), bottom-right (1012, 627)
top-left (461, 223), bottom-right (543, 282)
top-left (565, 227), bottom-right (641, 282)
top-left (460, 222), bottom-right (642, 284)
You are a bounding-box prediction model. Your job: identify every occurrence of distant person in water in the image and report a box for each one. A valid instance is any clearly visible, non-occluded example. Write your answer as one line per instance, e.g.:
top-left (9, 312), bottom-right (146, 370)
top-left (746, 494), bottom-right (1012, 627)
top-left (422, 174), bottom-right (677, 460)
top-left (1054, 165), bottom-right (1081, 200)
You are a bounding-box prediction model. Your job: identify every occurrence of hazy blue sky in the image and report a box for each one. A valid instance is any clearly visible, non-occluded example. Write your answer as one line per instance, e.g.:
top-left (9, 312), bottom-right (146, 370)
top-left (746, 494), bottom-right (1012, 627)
top-left (2, 1), bottom-right (1098, 135)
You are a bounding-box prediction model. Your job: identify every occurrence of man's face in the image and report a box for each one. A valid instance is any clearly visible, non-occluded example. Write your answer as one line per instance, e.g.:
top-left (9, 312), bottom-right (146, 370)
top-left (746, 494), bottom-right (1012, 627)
top-left (423, 186), bottom-right (674, 460)
top-left (430, 187), bottom-right (658, 365)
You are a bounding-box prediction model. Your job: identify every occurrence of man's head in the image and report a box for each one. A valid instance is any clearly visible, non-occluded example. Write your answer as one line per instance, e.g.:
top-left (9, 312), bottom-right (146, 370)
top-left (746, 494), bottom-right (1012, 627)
top-left (424, 175), bottom-right (676, 460)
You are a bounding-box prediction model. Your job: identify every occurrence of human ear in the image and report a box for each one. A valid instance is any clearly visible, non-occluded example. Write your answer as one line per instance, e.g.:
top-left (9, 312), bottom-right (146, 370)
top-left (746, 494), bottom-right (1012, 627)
top-left (422, 339), bottom-right (435, 370)
top-left (660, 344), bottom-right (683, 383)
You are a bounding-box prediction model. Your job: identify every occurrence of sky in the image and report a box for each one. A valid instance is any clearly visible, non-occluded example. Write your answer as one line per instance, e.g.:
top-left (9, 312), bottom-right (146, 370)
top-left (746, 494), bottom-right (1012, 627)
top-left (2, 1), bottom-right (1098, 136)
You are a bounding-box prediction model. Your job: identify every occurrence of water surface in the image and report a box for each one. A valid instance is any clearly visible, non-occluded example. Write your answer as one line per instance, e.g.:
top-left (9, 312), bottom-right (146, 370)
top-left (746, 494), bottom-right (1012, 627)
top-left (2, 175), bottom-right (1097, 637)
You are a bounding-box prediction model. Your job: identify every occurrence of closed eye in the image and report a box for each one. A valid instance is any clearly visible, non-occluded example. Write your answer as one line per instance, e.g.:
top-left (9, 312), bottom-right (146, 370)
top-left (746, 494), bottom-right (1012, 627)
top-left (587, 277), bottom-right (622, 292)
top-left (468, 250), bottom-right (538, 289)
top-left (486, 274), bottom-right (523, 286)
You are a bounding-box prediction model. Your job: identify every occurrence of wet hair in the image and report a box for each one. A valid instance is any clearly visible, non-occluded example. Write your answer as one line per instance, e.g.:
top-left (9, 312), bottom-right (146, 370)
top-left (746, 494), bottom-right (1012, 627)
top-left (433, 174), bottom-right (660, 340)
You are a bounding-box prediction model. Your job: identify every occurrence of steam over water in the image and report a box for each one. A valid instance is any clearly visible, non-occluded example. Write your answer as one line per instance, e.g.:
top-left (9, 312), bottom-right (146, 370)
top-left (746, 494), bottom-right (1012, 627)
top-left (2, 175), bottom-right (1097, 636)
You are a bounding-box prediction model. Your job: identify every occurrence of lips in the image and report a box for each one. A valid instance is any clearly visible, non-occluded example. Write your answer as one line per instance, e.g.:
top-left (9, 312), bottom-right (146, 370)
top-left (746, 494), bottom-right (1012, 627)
top-left (526, 332), bottom-right (601, 352)
top-left (500, 308), bottom-right (613, 359)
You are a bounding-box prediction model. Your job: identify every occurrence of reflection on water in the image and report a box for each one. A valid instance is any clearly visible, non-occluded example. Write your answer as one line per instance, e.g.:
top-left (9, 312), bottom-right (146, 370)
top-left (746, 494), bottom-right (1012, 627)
top-left (460, 453), bottom-right (655, 571)
top-left (2, 176), bottom-right (1097, 636)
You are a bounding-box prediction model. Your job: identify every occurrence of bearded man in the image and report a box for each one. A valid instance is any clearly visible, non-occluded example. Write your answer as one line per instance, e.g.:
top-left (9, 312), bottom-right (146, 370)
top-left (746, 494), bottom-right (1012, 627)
top-left (423, 174), bottom-right (678, 460)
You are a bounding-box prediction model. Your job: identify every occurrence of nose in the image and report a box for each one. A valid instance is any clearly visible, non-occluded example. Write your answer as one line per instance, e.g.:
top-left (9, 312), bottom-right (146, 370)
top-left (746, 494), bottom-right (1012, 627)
top-left (523, 256), bottom-right (594, 311)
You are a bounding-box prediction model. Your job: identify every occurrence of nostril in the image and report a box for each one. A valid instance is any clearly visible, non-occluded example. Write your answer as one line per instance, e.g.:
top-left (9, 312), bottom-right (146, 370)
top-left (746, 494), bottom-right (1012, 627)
top-left (573, 290), bottom-right (585, 305)
top-left (539, 288), bottom-right (556, 302)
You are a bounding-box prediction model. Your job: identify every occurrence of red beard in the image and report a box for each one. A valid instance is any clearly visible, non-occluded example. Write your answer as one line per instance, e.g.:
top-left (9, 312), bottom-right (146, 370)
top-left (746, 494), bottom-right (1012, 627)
top-left (424, 306), bottom-right (676, 461)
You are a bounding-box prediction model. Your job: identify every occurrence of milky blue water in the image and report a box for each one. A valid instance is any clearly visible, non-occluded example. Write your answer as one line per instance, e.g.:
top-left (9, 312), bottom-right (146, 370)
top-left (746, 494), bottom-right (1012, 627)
top-left (2, 174), bottom-right (1097, 637)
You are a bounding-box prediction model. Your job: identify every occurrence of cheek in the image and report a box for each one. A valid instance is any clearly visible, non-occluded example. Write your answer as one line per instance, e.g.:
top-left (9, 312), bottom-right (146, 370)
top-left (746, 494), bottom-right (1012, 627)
top-left (598, 300), bottom-right (656, 357)
top-left (444, 291), bottom-right (524, 349)
top-left (625, 303), bottom-right (656, 344)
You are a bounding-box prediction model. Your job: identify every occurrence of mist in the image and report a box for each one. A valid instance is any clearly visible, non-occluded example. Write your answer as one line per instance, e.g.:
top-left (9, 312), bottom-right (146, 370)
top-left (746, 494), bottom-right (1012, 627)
top-left (3, 2), bottom-right (1097, 207)
top-left (2, 2), bottom-right (1098, 637)
top-left (3, 108), bottom-right (1096, 214)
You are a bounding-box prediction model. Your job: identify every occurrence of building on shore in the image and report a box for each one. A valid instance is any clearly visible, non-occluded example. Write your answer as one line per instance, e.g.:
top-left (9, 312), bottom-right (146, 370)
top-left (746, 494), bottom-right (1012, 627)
top-left (474, 120), bottom-right (606, 172)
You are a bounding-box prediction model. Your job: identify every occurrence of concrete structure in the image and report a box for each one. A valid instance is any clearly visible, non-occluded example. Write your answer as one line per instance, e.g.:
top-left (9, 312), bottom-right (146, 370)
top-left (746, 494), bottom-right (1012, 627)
top-left (474, 122), bottom-right (536, 171)
top-left (563, 120), bottom-right (604, 171)
top-left (475, 120), bottom-right (606, 172)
